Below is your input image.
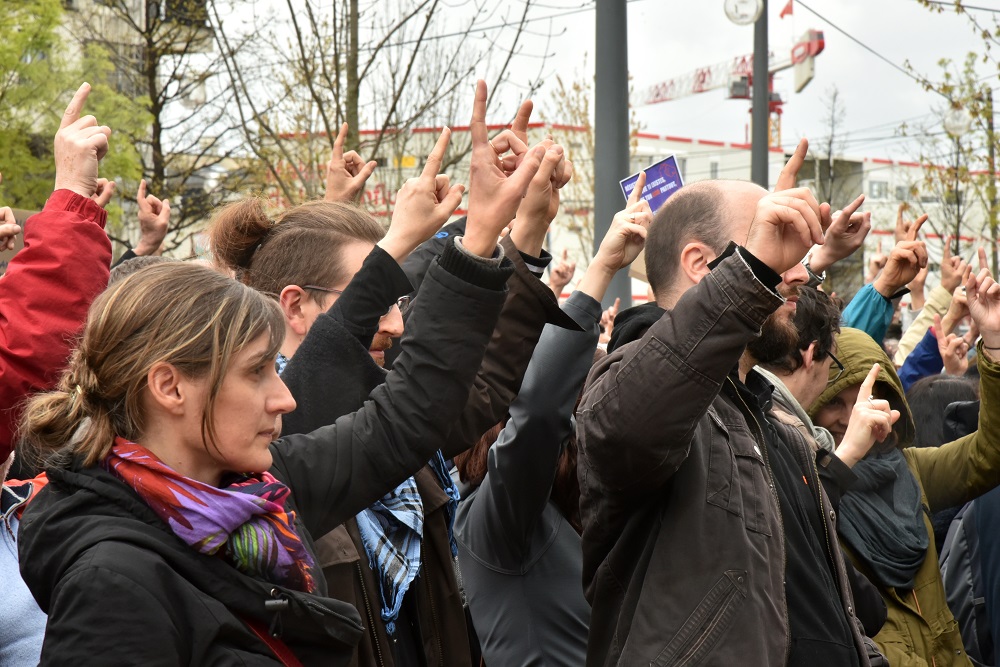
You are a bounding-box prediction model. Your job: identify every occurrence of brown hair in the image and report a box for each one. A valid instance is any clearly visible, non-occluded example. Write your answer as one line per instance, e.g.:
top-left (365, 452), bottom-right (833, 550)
top-left (644, 181), bottom-right (730, 299)
top-left (209, 197), bottom-right (386, 298)
top-left (19, 262), bottom-right (284, 468)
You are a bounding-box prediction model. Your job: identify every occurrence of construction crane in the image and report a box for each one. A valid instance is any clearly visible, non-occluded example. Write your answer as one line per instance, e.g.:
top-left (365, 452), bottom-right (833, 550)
top-left (641, 29), bottom-right (825, 147)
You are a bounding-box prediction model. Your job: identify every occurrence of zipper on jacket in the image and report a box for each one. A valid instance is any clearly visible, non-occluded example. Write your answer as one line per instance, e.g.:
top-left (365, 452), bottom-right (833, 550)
top-left (424, 561), bottom-right (444, 667)
top-left (726, 378), bottom-right (790, 664)
top-left (356, 562), bottom-right (387, 667)
top-left (266, 588), bottom-right (291, 638)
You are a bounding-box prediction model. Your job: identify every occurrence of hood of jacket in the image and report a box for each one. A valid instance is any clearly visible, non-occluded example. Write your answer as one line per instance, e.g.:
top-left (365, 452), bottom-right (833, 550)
top-left (18, 454), bottom-right (365, 659)
top-left (607, 302), bottom-right (665, 353)
top-left (809, 327), bottom-right (915, 447)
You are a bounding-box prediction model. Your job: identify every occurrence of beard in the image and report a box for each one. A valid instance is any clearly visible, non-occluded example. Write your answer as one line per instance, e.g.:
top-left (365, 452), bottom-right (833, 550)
top-left (369, 333), bottom-right (393, 368)
top-left (746, 308), bottom-right (800, 366)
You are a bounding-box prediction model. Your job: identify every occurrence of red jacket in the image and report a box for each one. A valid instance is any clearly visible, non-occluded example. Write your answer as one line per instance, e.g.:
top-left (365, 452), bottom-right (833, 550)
top-left (0, 190), bottom-right (111, 460)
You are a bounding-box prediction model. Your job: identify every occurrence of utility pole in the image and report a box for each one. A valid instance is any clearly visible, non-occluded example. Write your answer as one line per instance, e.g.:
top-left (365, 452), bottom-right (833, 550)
top-left (986, 88), bottom-right (998, 275)
top-left (751, 0), bottom-right (769, 188)
top-left (594, 0), bottom-right (632, 308)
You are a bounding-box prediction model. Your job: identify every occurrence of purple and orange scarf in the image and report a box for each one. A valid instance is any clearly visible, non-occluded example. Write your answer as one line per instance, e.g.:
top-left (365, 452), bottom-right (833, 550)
top-left (103, 437), bottom-right (316, 593)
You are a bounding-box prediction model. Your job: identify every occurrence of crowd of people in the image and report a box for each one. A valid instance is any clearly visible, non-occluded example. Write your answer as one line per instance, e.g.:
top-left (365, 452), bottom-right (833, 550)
top-left (3, 77), bottom-right (1000, 667)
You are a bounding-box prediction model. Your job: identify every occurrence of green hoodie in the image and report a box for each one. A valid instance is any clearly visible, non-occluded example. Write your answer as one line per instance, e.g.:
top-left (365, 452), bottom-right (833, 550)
top-left (810, 327), bottom-right (1000, 667)
top-left (810, 327), bottom-right (916, 448)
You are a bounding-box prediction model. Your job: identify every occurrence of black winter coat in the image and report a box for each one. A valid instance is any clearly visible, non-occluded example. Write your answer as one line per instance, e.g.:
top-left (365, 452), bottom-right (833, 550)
top-left (18, 243), bottom-right (513, 666)
top-left (278, 238), bottom-right (576, 667)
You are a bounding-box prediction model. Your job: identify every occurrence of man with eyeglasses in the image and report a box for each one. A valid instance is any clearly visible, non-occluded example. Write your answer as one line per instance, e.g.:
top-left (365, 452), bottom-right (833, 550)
top-left (755, 286), bottom-right (845, 454)
top-left (302, 284), bottom-right (410, 368)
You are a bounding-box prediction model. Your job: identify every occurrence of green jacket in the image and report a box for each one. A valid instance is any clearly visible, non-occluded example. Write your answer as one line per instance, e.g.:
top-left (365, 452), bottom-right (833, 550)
top-left (810, 327), bottom-right (1000, 667)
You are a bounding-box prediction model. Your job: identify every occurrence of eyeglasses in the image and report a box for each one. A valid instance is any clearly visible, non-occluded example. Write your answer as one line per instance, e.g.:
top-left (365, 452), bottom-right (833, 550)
top-left (827, 350), bottom-right (845, 385)
top-left (302, 285), bottom-right (410, 317)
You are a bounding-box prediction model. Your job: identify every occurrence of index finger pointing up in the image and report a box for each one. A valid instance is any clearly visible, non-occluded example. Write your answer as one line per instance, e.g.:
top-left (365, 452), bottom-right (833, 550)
top-left (907, 213), bottom-right (928, 241)
top-left (628, 172), bottom-right (646, 206)
top-left (775, 138), bottom-right (808, 191)
top-left (61, 83), bottom-right (91, 130)
top-left (422, 127), bottom-right (452, 180)
top-left (857, 363), bottom-right (881, 405)
top-left (470, 80), bottom-right (489, 145)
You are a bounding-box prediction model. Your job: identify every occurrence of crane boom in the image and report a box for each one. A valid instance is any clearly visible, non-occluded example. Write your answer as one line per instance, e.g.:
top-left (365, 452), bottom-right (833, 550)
top-left (641, 30), bottom-right (825, 106)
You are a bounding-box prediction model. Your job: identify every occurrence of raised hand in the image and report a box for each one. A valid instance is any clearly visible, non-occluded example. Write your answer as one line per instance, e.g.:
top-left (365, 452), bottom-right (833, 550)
top-left (866, 239), bottom-right (888, 283)
top-left (54, 83), bottom-right (111, 199)
top-left (895, 203), bottom-right (928, 245)
top-left (135, 179), bottom-right (170, 256)
top-left (836, 363), bottom-right (901, 468)
top-left (548, 248), bottom-right (577, 296)
top-left (91, 178), bottom-right (116, 209)
top-left (463, 80), bottom-right (547, 258)
top-left (807, 194), bottom-right (868, 273)
top-left (935, 313), bottom-right (970, 376)
top-left (0, 174), bottom-right (20, 252)
top-left (939, 237), bottom-right (970, 292)
top-left (379, 128), bottom-right (465, 262)
top-left (599, 298), bottom-right (621, 345)
top-left (324, 122), bottom-right (377, 203)
top-left (873, 215), bottom-right (928, 298)
top-left (577, 174), bottom-right (653, 302)
top-left (510, 137), bottom-right (567, 255)
top-left (966, 255), bottom-right (1000, 355)
top-left (745, 140), bottom-right (829, 274)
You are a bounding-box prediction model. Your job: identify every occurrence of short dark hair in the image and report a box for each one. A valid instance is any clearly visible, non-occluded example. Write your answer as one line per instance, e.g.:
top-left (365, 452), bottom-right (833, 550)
top-left (763, 287), bottom-right (842, 374)
top-left (907, 374), bottom-right (979, 447)
top-left (644, 182), bottom-right (729, 297)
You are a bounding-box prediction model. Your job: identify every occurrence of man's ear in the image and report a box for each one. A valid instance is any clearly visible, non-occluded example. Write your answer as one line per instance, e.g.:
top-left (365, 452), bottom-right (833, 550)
top-left (801, 341), bottom-right (817, 369)
top-left (678, 241), bottom-right (717, 285)
top-left (146, 361), bottom-right (186, 416)
top-left (279, 285), bottom-right (310, 337)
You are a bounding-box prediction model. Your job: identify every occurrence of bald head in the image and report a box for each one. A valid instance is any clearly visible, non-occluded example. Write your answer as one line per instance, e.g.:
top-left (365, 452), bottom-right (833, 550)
top-left (644, 179), bottom-right (768, 303)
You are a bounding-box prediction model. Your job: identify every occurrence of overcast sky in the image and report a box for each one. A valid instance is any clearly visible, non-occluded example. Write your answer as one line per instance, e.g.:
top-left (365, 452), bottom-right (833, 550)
top-left (515, 0), bottom-right (999, 162)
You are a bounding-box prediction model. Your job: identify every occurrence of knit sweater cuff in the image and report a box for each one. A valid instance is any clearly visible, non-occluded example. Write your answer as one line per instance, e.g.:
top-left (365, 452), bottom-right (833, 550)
top-left (439, 238), bottom-right (512, 290)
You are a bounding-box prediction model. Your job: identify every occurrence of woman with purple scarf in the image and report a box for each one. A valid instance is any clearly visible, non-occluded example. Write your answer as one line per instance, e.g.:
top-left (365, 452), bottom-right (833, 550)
top-left (15, 80), bottom-right (550, 666)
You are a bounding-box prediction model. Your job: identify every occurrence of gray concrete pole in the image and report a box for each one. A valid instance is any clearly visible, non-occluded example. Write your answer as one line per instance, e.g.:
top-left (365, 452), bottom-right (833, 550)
top-left (751, 0), bottom-right (769, 188)
top-left (594, 0), bottom-right (632, 308)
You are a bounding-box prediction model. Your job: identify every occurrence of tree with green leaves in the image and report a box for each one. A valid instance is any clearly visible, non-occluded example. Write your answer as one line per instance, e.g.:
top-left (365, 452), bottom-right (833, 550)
top-left (0, 0), bottom-right (145, 244)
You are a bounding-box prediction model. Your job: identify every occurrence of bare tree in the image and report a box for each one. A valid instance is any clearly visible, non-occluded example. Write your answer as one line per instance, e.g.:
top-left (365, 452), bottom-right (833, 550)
top-left (209, 0), bottom-right (554, 211)
top-left (64, 0), bottom-right (253, 253)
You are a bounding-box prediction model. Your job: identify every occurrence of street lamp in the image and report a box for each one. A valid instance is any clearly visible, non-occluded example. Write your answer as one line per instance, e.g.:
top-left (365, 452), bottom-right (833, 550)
top-left (724, 0), bottom-right (763, 25)
top-left (724, 0), bottom-right (769, 187)
top-left (944, 105), bottom-right (972, 256)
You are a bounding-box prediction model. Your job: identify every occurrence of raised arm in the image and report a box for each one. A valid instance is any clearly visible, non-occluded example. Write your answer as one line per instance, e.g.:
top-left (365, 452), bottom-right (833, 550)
top-left (0, 84), bottom-right (112, 461)
top-left (470, 197), bottom-right (649, 547)
top-left (579, 146), bottom-right (826, 495)
top-left (907, 259), bottom-right (1000, 510)
top-left (270, 80), bottom-right (550, 538)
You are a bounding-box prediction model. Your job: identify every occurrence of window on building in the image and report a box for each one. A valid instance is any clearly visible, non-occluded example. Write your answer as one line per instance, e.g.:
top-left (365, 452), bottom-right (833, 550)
top-left (869, 180), bottom-right (889, 200)
top-left (709, 159), bottom-right (719, 180)
top-left (895, 185), bottom-right (911, 201)
top-left (677, 157), bottom-right (687, 180)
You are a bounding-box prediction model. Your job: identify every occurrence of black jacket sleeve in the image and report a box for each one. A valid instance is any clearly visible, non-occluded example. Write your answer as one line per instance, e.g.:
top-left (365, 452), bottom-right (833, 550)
top-left (325, 245), bottom-right (414, 349)
top-left (269, 240), bottom-right (513, 540)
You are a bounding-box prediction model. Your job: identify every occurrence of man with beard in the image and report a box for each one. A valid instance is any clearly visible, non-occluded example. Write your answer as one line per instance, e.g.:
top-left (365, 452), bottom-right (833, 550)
top-left (578, 141), bottom-right (890, 667)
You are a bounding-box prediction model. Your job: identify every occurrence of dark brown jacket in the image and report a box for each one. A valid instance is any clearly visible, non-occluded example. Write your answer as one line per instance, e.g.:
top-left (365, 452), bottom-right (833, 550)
top-left (577, 250), bottom-right (873, 667)
top-left (280, 237), bottom-right (576, 667)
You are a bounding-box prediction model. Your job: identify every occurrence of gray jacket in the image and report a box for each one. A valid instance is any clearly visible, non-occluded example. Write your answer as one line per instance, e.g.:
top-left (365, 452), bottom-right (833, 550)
top-left (455, 290), bottom-right (600, 667)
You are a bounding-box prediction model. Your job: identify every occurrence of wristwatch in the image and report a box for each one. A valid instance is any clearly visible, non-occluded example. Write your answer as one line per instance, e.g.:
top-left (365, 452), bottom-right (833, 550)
top-left (802, 255), bottom-right (826, 288)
